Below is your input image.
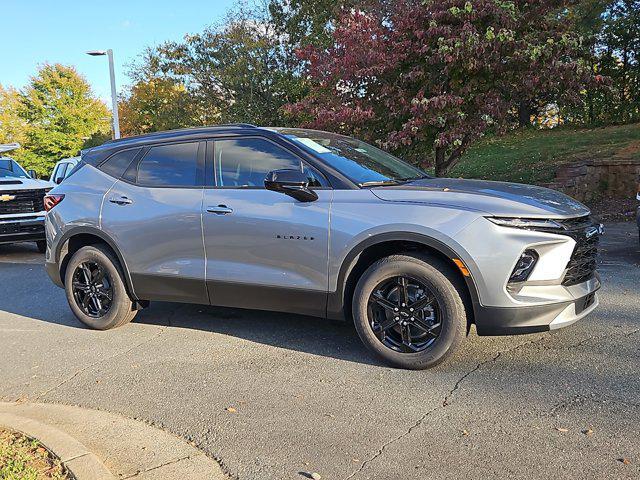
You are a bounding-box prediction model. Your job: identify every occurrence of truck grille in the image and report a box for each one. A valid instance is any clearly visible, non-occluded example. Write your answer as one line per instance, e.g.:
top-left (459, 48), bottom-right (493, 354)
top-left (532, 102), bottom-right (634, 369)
top-left (556, 216), bottom-right (600, 286)
top-left (0, 189), bottom-right (46, 215)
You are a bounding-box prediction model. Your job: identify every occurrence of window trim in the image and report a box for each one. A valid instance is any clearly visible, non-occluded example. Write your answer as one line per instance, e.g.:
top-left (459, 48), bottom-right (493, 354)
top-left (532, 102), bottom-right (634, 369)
top-left (117, 140), bottom-right (205, 189)
top-left (206, 135), bottom-right (331, 190)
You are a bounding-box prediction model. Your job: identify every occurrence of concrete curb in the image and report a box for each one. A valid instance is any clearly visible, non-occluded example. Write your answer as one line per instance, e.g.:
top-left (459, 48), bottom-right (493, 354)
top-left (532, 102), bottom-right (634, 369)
top-left (0, 411), bottom-right (114, 480)
top-left (0, 402), bottom-right (227, 480)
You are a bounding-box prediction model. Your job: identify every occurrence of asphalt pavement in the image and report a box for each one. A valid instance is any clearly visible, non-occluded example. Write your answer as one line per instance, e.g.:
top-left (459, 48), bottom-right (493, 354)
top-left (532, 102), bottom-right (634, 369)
top-left (0, 222), bottom-right (638, 480)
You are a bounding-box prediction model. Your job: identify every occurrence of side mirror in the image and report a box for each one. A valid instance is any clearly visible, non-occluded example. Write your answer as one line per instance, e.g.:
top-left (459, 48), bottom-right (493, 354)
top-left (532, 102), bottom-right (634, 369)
top-left (28, 169), bottom-right (38, 179)
top-left (54, 176), bottom-right (63, 185)
top-left (264, 169), bottom-right (318, 202)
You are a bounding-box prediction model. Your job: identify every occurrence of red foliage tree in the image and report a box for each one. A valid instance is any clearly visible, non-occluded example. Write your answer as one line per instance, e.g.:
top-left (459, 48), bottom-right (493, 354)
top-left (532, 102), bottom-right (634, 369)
top-left (289, 0), bottom-right (592, 175)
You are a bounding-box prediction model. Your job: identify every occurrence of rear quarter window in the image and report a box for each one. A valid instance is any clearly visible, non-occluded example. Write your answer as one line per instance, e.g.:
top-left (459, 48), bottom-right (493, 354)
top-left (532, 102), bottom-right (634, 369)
top-left (99, 148), bottom-right (142, 178)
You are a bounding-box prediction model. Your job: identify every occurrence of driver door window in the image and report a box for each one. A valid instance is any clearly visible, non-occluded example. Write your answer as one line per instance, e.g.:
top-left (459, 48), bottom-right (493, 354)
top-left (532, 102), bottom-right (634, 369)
top-left (214, 138), bottom-right (324, 188)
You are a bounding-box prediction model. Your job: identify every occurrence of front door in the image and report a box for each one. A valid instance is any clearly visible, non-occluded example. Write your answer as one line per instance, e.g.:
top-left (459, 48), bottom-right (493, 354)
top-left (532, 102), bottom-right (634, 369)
top-left (202, 136), bottom-right (332, 317)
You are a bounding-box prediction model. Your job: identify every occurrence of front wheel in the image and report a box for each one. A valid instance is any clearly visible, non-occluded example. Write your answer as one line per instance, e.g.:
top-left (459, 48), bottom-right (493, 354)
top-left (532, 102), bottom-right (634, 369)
top-left (352, 254), bottom-right (467, 369)
top-left (64, 245), bottom-right (137, 330)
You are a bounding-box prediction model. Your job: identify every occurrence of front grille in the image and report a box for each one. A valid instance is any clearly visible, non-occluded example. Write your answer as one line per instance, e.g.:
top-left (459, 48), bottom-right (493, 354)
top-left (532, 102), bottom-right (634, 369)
top-left (0, 189), bottom-right (46, 215)
top-left (556, 216), bottom-right (599, 286)
top-left (0, 222), bottom-right (44, 236)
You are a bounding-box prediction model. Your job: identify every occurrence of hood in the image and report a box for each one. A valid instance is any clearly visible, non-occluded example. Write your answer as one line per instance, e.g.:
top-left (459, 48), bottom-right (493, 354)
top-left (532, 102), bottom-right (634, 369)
top-left (0, 177), bottom-right (53, 191)
top-left (370, 178), bottom-right (590, 218)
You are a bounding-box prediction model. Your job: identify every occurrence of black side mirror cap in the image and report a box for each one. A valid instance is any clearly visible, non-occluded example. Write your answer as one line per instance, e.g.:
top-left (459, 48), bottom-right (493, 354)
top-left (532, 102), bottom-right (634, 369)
top-left (264, 169), bottom-right (319, 202)
top-left (27, 169), bottom-right (38, 179)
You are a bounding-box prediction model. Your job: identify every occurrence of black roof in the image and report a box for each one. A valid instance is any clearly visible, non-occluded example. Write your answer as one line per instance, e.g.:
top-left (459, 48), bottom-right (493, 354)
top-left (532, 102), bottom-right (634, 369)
top-left (82, 124), bottom-right (262, 163)
top-left (102, 123), bottom-right (259, 146)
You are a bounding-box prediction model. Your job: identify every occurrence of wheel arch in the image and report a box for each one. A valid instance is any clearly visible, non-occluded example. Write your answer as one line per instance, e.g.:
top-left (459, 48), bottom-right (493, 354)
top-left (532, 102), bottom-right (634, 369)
top-left (328, 232), bottom-right (481, 328)
top-left (55, 227), bottom-right (138, 300)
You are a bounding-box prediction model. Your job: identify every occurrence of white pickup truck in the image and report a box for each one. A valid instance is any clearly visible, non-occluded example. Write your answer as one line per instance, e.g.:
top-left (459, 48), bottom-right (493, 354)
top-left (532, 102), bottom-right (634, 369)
top-left (0, 143), bottom-right (52, 252)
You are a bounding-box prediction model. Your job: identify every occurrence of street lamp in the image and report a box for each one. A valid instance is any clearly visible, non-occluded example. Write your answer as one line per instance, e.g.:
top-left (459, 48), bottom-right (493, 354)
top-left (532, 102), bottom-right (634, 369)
top-left (86, 49), bottom-right (121, 139)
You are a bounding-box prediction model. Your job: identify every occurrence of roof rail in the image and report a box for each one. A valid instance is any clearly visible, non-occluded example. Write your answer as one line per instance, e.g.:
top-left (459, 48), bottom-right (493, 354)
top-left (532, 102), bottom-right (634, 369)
top-left (101, 124), bottom-right (259, 145)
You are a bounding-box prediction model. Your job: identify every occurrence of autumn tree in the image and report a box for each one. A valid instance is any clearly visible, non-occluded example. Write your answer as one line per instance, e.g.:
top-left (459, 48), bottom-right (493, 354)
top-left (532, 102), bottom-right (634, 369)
top-left (2, 64), bottom-right (111, 176)
top-left (290, 0), bottom-right (593, 175)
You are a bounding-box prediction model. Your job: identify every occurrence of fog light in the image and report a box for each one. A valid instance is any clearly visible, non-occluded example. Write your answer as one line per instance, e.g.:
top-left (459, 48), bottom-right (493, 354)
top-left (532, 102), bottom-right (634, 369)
top-left (509, 250), bottom-right (539, 283)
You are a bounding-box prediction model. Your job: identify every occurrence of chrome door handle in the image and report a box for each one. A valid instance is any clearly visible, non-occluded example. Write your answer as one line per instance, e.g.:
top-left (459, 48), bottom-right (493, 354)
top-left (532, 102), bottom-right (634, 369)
top-left (206, 205), bottom-right (233, 215)
top-left (109, 196), bottom-right (133, 205)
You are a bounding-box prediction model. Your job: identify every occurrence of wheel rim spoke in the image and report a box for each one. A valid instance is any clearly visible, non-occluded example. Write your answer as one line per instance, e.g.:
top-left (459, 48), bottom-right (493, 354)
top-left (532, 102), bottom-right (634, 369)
top-left (397, 276), bottom-right (410, 307)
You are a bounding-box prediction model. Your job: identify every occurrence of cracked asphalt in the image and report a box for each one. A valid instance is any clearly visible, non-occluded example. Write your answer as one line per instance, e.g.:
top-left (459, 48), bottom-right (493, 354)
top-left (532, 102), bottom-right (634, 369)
top-left (1, 222), bottom-right (639, 479)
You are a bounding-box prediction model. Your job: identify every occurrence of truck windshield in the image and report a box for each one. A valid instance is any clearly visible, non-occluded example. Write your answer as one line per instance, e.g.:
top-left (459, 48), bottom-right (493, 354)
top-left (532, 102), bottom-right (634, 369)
top-left (274, 128), bottom-right (429, 186)
top-left (0, 159), bottom-right (29, 178)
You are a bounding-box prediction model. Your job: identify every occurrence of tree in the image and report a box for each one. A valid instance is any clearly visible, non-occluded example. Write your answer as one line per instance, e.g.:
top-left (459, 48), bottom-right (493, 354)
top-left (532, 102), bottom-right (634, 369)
top-left (0, 85), bottom-right (28, 147)
top-left (119, 49), bottom-right (208, 136)
top-left (4, 64), bottom-right (110, 176)
top-left (126, 4), bottom-right (306, 129)
top-left (289, 0), bottom-right (593, 175)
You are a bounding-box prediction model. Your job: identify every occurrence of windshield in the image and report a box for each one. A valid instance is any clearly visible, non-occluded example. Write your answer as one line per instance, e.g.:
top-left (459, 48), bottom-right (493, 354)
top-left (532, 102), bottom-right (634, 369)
top-left (275, 128), bottom-right (429, 186)
top-left (0, 159), bottom-right (29, 178)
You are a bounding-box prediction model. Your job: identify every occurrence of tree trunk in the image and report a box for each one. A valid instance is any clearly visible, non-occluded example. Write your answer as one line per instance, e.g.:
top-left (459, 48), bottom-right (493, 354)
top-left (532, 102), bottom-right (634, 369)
top-left (518, 100), bottom-right (532, 128)
top-left (434, 147), bottom-right (446, 177)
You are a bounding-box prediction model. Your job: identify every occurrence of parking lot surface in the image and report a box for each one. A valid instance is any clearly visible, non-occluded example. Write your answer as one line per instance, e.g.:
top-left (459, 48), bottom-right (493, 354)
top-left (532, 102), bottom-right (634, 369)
top-left (1, 222), bottom-right (638, 479)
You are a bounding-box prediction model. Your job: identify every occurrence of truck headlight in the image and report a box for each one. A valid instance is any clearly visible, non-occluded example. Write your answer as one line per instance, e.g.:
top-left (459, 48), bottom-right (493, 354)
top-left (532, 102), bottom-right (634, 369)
top-left (509, 249), bottom-right (539, 283)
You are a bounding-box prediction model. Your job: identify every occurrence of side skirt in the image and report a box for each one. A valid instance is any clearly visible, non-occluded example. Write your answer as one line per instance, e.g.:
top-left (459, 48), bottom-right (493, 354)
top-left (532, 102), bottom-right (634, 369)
top-left (206, 281), bottom-right (328, 318)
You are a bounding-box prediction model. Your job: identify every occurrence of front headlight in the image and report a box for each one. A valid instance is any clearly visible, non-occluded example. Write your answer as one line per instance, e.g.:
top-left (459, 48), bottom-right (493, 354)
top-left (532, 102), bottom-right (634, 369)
top-left (487, 217), bottom-right (564, 230)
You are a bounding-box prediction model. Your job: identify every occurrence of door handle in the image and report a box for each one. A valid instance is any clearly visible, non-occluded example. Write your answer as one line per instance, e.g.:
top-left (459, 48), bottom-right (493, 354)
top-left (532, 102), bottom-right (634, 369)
top-left (206, 205), bottom-right (233, 215)
top-left (109, 196), bottom-right (133, 206)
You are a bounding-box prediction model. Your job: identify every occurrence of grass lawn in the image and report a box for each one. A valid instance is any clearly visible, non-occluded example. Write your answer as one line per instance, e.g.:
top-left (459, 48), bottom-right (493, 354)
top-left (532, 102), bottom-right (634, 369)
top-left (0, 429), bottom-right (68, 480)
top-left (449, 123), bottom-right (640, 185)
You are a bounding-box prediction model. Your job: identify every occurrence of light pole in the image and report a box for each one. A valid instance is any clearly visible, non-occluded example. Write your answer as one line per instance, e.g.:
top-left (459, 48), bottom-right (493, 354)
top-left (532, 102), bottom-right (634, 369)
top-left (87, 49), bottom-right (121, 139)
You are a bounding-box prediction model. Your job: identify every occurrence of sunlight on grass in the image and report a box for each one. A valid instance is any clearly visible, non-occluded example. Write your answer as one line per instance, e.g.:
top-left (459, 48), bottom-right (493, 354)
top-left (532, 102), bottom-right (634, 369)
top-left (450, 124), bottom-right (640, 184)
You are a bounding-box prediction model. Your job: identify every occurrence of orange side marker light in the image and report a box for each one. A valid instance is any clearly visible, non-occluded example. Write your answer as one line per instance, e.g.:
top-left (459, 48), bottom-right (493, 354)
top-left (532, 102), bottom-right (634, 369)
top-left (453, 259), bottom-right (471, 277)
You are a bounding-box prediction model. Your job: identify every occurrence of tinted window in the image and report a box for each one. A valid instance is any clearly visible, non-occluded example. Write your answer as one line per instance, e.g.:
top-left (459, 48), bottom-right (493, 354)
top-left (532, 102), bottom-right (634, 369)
top-left (56, 164), bottom-right (69, 182)
top-left (215, 138), bottom-right (324, 188)
top-left (100, 148), bottom-right (141, 179)
top-left (136, 143), bottom-right (199, 187)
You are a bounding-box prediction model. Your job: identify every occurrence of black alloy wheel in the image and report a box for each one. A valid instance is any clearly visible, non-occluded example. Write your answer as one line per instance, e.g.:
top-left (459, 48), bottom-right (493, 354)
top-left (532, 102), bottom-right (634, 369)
top-left (72, 261), bottom-right (113, 318)
top-left (368, 275), bottom-right (441, 353)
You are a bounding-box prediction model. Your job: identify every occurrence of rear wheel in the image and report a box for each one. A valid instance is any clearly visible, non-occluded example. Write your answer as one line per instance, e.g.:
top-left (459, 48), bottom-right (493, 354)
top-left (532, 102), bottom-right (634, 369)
top-left (64, 245), bottom-right (137, 330)
top-left (352, 253), bottom-right (467, 369)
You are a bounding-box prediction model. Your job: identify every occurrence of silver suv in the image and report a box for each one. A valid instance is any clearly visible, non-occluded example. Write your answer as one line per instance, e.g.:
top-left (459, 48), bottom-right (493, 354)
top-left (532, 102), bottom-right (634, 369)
top-left (44, 125), bottom-right (601, 369)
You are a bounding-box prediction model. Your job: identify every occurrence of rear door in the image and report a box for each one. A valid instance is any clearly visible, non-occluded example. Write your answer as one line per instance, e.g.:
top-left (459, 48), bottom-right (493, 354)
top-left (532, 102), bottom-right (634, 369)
top-left (100, 141), bottom-right (208, 303)
top-left (202, 136), bottom-right (332, 317)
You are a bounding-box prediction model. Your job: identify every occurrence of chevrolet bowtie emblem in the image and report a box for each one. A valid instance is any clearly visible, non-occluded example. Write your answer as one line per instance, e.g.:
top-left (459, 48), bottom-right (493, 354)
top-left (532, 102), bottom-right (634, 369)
top-left (0, 194), bottom-right (16, 202)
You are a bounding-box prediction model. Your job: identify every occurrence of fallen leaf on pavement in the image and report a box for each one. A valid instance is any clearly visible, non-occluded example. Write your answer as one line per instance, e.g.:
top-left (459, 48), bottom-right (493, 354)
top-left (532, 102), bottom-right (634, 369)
top-left (225, 407), bottom-right (237, 413)
top-left (462, 430), bottom-right (469, 436)
top-left (619, 458), bottom-right (630, 465)
top-left (555, 427), bottom-right (569, 432)
top-left (582, 428), bottom-right (594, 436)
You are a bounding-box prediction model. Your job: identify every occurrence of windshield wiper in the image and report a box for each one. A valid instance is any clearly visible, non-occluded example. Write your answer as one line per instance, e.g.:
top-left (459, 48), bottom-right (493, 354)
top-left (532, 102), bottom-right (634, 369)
top-left (358, 179), bottom-right (403, 187)
top-left (397, 175), bottom-right (432, 182)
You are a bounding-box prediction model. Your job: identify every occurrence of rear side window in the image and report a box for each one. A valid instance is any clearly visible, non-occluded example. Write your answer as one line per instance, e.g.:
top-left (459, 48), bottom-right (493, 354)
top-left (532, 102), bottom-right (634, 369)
top-left (100, 148), bottom-right (141, 178)
top-left (136, 142), bottom-right (199, 187)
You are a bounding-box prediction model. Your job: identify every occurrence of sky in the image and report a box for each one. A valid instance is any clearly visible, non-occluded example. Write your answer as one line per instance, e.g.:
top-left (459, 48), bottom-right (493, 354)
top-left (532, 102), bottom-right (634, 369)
top-left (0, 0), bottom-right (240, 106)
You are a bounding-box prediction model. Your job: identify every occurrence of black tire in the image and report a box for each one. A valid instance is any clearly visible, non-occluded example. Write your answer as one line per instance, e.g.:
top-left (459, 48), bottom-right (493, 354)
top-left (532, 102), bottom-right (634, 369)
top-left (352, 253), bottom-right (467, 369)
top-left (36, 240), bottom-right (46, 254)
top-left (64, 245), bottom-right (137, 330)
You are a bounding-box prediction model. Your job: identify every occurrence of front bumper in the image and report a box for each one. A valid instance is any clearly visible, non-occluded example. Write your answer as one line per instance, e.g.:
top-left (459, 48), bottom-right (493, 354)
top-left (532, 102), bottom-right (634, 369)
top-left (475, 275), bottom-right (600, 335)
top-left (0, 215), bottom-right (45, 244)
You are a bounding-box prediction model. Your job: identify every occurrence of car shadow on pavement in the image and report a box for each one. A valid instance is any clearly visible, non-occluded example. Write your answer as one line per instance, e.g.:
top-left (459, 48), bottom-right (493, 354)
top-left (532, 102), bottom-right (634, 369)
top-left (134, 301), bottom-right (386, 367)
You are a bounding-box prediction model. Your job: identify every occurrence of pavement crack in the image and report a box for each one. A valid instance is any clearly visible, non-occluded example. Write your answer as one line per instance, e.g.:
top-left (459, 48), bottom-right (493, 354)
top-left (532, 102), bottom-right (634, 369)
top-left (32, 325), bottom-right (168, 402)
top-left (343, 336), bottom-right (546, 480)
top-left (120, 455), bottom-right (192, 479)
